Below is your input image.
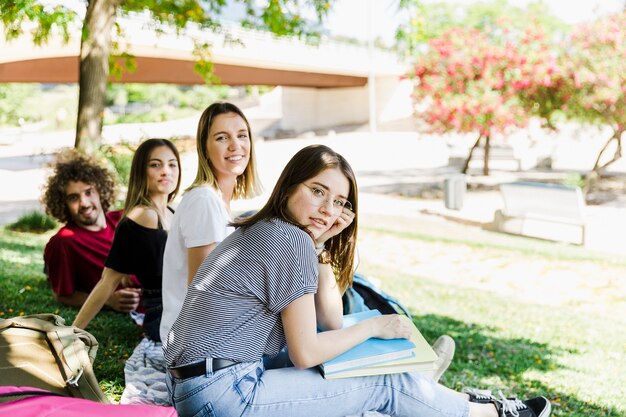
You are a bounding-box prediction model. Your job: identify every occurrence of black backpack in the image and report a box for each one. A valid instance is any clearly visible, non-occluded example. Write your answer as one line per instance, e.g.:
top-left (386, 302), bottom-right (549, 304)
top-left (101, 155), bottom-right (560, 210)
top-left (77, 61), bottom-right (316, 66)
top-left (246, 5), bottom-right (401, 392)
top-left (342, 273), bottom-right (411, 317)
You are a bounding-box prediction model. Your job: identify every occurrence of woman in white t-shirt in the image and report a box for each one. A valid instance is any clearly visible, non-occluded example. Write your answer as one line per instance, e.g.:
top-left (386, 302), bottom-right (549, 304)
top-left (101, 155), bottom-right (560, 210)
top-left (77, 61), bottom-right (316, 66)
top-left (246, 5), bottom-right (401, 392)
top-left (160, 102), bottom-right (262, 345)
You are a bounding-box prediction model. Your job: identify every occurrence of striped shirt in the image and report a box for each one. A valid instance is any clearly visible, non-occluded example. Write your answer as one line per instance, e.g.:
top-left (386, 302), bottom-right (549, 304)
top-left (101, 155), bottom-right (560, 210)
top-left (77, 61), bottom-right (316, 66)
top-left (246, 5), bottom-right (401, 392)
top-left (164, 218), bottom-right (318, 367)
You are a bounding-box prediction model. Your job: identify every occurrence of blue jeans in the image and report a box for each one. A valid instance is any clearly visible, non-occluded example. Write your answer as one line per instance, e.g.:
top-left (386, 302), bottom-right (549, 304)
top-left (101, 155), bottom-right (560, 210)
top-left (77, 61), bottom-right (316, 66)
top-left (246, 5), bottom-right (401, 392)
top-left (141, 288), bottom-right (162, 342)
top-left (166, 360), bottom-right (469, 417)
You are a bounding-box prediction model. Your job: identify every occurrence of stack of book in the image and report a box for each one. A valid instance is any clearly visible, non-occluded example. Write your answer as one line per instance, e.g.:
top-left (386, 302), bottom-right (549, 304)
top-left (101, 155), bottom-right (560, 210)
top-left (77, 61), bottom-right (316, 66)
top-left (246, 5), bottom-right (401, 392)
top-left (320, 310), bottom-right (438, 379)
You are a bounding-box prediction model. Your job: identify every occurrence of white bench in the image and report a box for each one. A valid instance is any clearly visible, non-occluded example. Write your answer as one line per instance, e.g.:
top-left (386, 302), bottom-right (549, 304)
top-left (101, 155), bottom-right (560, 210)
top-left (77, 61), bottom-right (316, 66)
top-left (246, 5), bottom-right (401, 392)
top-left (468, 146), bottom-right (537, 171)
top-left (493, 182), bottom-right (586, 245)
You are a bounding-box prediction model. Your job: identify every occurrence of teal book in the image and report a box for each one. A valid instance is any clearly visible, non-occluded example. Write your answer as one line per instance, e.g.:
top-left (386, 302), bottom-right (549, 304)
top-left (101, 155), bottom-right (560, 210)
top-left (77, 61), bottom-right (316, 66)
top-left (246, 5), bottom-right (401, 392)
top-left (320, 310), bottom-right (417, 377)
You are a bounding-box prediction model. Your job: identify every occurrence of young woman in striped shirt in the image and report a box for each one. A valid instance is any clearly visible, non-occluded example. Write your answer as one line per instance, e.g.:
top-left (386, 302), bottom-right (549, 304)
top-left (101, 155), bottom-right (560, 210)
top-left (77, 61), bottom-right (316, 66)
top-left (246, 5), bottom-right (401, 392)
top-left (164, 144), bottom-right (551, 417)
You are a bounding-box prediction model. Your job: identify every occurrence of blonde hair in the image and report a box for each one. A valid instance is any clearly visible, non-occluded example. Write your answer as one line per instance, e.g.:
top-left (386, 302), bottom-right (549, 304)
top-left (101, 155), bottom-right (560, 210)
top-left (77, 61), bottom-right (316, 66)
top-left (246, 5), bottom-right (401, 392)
top-left (188, 102), bottom-right (261, 199)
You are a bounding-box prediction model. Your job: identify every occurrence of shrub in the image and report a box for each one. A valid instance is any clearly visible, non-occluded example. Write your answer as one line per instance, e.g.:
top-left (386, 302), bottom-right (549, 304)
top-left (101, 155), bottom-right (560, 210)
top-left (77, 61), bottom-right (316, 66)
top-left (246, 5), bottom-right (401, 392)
top-left (6, 211), bottom-right (57, 233)
top-left (98, 144), bottom-right (134, 186)
top-left (562, 172), bottom-right (586, 189)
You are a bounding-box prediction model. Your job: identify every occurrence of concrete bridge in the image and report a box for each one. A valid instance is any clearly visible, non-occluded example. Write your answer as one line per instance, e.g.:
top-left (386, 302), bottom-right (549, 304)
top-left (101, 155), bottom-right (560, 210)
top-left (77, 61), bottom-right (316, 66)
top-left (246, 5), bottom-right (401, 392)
top-left (0, 14), bottom-right (413, 133)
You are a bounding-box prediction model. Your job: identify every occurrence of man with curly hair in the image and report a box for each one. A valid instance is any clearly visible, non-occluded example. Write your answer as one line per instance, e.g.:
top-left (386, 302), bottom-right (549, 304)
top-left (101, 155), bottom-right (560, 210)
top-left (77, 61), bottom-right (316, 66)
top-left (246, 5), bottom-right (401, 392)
top-left (42, 150), bottom-right (141, 312)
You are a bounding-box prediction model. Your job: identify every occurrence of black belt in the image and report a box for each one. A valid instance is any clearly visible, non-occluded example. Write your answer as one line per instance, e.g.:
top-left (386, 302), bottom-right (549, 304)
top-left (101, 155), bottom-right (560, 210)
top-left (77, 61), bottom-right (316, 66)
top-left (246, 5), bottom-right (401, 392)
top-left (168, 358), bottom-right (239, 378)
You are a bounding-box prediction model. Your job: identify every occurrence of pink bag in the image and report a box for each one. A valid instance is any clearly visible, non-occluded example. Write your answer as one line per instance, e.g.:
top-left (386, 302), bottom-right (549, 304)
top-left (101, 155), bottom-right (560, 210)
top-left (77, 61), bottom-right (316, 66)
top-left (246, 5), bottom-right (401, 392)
top-left (0, 386), bottom-right (177, 417)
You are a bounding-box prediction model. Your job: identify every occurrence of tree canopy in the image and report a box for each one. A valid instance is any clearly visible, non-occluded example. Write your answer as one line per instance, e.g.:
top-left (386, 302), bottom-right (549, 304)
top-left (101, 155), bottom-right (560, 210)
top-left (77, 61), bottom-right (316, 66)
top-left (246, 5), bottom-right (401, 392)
top-left (403, 1), bottom-right (625, 179)
top-left (396, 0), bottom-right (567, 57)
top-left (0, 0), bottom-right (332, 152)
top-left (407, 22), bottom-right (564, 175)
top-left (561, 12), bottom-right (626, 176)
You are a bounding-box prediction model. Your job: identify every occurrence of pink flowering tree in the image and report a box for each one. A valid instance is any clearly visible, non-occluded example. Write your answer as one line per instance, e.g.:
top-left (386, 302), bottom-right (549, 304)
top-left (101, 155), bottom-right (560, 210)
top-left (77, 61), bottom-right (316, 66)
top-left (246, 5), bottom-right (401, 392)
top-left (408, 27), bottom-right (530, 175)
top-left (407, 19), bottom-right (571, 176)
top-left (514, 26), bottom-right (571, 130)
top-left (561, 12), bottom-right (626, 179)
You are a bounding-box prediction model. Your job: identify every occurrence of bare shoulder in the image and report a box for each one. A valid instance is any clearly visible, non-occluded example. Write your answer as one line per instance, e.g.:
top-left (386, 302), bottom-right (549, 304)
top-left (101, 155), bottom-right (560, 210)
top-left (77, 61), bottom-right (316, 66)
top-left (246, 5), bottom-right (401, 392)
top-left (126, 206), bottom-right (159, 229)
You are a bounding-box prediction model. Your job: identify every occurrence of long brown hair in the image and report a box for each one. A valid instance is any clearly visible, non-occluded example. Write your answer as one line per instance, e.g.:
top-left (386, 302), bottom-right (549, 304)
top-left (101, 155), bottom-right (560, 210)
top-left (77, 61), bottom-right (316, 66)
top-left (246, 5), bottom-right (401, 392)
top-left (123, 138), bottom-right (181, 219)
top-left (234, 144), bottom-right (358, 292)
top-left (188, 101), bottom-right (261, 199)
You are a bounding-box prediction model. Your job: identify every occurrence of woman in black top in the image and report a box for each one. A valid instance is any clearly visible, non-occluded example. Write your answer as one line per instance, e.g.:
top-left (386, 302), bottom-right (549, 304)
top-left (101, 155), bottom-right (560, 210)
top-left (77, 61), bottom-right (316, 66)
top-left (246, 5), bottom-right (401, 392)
top-left (73, 139), bottom-right (180, 405)
top-left (102, 204), bottom-right (174, 340)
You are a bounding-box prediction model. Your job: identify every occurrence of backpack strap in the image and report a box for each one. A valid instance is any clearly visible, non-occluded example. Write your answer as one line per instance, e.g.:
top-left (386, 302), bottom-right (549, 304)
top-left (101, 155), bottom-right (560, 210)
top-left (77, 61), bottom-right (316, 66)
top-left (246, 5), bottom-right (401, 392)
top-left (348, 273), bottom-right (412, 317)
top-left (0, 389), bottom-right (67, 399)
top-left (49, 326), bottom-right (86, 389)
top-left (45, 325), bottom-right (107, 402)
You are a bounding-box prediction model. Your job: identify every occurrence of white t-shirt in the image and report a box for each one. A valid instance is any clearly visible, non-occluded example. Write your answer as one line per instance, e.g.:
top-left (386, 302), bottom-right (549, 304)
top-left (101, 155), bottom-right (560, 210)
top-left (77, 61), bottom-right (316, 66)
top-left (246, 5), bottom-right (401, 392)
top-left (160, 186), bottom-right (234, 344)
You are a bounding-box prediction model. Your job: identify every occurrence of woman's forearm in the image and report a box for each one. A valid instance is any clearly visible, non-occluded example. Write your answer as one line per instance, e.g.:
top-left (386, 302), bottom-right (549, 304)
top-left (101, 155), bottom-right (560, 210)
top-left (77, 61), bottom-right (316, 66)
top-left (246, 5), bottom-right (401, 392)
top-left (282, 294), bottom-right (412, 369)
top-left (73, 268), bottom-right (122, 329)
top-left (283, 295), bottom-right (373, 369)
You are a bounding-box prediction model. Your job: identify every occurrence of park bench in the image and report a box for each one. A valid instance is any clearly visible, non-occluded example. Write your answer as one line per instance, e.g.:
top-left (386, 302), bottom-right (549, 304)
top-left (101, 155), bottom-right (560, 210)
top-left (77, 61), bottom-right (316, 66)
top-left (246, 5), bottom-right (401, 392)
top-left (467, 145), bottom-right (537, 171)
top-left (492, 181), bottom-right (586, 245)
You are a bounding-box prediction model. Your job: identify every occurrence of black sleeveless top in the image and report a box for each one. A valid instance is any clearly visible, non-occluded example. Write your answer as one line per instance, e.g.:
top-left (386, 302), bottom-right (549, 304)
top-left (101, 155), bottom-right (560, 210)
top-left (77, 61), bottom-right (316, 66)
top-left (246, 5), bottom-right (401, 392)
top-left (105, 207), bottom-right (174, 341)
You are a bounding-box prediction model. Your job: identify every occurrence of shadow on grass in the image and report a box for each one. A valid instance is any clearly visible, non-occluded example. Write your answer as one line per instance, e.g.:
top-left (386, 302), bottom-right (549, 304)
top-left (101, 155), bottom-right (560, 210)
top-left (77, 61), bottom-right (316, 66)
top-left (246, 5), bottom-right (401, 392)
top-left (0, 230), bottom-right (50, 250)
top-left (0, 230), bottom-right (142, 398)
top-left (0, 236), bottom-right (45, 256)
top-left (526, 381), bottom-right (624, 417)
top-left (417, 314), bottom-right (561, 376)
top-left (86, 310), bottom-right (144, 394)
top-left (414, 313), bottom-right (622, 417)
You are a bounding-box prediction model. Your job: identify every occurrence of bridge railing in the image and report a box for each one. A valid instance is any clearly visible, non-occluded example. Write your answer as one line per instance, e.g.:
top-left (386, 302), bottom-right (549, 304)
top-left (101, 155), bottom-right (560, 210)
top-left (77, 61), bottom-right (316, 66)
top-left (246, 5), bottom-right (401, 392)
top-left (117, 11), bottom-right (406, 76)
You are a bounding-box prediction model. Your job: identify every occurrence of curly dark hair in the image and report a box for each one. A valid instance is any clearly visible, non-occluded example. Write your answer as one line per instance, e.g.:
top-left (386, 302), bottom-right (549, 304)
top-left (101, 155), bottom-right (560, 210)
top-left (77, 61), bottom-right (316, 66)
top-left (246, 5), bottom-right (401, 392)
top-left (41, 150), bottom-right (117, 223)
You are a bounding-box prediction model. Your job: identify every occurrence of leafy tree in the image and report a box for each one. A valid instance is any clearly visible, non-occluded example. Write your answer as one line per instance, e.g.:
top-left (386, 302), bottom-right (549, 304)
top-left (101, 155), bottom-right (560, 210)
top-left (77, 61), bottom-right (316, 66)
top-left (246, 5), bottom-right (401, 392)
top-left (396, 0), bottom-right (567, 57)
top-left (402, 1), bottom-right (571, 176)
top-left (560, 12), bottom-right (626, 181)
top-left (0, 84), bottom-right (40, 126)
top-left (395, 0), bottom-right (458, 54)
top-left (407, 26), bottom-right (537, 175)
top-left (513, 25), bottom-right (570, 130)
top-left (0, 0), bottom-right (332, 153)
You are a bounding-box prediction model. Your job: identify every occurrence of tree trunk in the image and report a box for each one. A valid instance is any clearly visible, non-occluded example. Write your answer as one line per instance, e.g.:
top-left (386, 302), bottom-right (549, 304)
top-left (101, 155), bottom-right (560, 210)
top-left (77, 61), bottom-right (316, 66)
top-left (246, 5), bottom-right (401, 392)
top-left (483, 133), bottom-right (491, 176)
top-left (461, 133), bottom-right (483, 174)
top-left (75, 0), bottom-right (119, 153)
top-left (586, 128), bottom-right (624, 193)
top-left (591, 128), bottom-right (624, 174)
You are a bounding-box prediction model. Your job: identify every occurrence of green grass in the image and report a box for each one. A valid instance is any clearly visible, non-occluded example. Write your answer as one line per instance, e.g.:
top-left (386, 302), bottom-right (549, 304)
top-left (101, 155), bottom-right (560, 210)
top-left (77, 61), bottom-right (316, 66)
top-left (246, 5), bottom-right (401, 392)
top-left (366, 265), bottom-right (626, 416)
top-left (0, 229), bottom-right (141, 402)
top-left (1, 226), bottom-right (624, 415)
top-left (362, 224), bottom-right (626, 267)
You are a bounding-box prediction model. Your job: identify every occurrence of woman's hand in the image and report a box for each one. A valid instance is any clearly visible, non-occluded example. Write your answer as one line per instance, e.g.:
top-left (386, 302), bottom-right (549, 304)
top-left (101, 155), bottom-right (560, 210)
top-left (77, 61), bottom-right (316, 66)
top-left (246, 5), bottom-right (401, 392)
top-left (315, 207), bottom-right (355, 247)
top-left (369, 314), bottom-right (413, 340)
top-left (119, 274), bottom-right (135, 288)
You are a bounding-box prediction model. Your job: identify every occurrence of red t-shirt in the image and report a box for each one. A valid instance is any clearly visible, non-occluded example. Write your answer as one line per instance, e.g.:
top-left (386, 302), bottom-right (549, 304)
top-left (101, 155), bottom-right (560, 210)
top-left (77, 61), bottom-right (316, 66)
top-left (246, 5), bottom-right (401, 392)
top-left (44, 210), bottom-right (125, 296)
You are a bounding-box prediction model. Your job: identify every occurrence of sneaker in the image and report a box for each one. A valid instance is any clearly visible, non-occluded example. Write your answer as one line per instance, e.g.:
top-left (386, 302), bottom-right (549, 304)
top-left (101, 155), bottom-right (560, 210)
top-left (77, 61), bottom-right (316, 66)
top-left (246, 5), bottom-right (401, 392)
top-left (494, 394), bottom-right (551, 417)
top-left (428, 335), bottom-right (455, 382)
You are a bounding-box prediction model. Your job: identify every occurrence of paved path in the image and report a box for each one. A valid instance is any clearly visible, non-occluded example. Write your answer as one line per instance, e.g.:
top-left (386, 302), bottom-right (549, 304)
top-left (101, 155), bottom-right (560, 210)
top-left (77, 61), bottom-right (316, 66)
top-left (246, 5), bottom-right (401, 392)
top-left (1, 119), bottom-right (624, 256)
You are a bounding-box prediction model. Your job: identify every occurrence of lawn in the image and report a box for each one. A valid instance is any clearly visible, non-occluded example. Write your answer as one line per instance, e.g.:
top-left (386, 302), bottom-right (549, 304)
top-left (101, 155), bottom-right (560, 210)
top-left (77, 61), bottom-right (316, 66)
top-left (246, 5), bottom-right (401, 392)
top-left (1, 221), bottom-right (624, 416)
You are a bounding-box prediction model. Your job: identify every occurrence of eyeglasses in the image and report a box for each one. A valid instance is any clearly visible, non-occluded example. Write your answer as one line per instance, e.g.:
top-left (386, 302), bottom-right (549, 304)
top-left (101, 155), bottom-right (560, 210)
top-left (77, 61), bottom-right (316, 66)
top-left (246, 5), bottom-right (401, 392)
top-left (301, 183), bottom-right (352, 214)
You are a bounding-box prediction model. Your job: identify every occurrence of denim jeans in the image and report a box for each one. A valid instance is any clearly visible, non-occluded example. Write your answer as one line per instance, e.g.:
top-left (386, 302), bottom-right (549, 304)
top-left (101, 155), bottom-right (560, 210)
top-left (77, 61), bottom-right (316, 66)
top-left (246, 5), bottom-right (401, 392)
top-left (141, 288), bottom-right (162, 342)
top-left (166, 360), bottom-right (469, 417)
